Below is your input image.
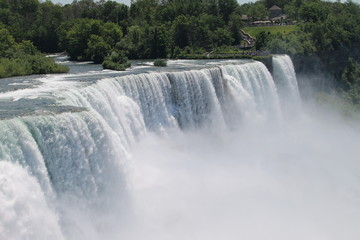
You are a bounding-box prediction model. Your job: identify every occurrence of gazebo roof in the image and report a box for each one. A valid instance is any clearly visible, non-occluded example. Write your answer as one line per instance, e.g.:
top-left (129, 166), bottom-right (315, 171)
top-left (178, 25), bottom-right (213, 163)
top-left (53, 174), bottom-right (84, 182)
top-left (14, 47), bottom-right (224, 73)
top-left (269, 5), bottom-right (282, 11)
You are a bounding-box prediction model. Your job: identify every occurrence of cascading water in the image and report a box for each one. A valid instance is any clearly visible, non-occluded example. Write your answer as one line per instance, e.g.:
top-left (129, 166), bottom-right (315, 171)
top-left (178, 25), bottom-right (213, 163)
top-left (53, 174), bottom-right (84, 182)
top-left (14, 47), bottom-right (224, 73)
top-left (273, 54), bottom-right (302, 115)
top-left (1, 55), bottom-right (360, 240)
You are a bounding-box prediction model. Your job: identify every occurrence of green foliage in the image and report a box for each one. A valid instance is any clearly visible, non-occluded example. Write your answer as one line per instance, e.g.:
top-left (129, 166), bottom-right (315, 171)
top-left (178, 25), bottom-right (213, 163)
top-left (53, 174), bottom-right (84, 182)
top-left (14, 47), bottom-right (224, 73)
top-left (218, 0), bottom-right (238, 23)
top-left (299, 0), bottom-right (328, 23)
top-left (210, 28), bottom-right (234, 47)
top-left (211, 45), bottom-right (242, 54)
top-left (26, 54), bottom-right (69, 74)
top-left (31, 1), bottom-right (64, 52)
top-left (0, 26), bottom-right (68, 78)
top-left (58, 18), bottom-right (122, 62)
top-left (102, 50), bottom-right (131, 71)
top-left (0, 54), bottom-right (68, 78)
top-left (0, 28), bottom-right (16, 56)
top-left (18, 40), bottom-right (39, 55)
top-left (227, 14), bottom-right (243, 45)
top-left (243, 25), bottom-right (298, 37)
top-left (268, 32), bottom-right (315, 55)
top-left (172, 46), bottom-right (206, 58)
top-left (86, 35), bottom-right (111, 63)
top-left (98, 1), bottom-right (129, 25)
top-left (118, 24), bottom-right (150, 59)
top-left (154, 59), bottom-right (167, 67)
top-left (255, 31), bottom-right (272, 51)
top-left (283, 0), bottom-right (303, 20)
top-left (171, 15), bottom-right (204, 49)
top-left (239, 2), bottom-right (268, 21)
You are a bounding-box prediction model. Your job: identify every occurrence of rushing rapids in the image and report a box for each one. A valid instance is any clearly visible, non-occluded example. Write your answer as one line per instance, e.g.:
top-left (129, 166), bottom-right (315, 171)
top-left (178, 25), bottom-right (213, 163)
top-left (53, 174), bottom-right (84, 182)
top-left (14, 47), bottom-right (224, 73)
top-left (1, 55), bottom-right (360, 240)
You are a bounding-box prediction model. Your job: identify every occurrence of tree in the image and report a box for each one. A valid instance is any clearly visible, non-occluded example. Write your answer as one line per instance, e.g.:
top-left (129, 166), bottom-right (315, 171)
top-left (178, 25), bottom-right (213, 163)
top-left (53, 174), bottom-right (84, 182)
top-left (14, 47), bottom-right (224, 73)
top-left (299, 0), bottom-right (328, 22)
top-left (239, 2), bottom-right (268, 21)
top-left (58, 18), bottom-right (122, 61)
top-left (255, 31), bottom-right (272, 51)
top-left (149, 25), bottom-right (168, 58)
top-left (129, 0), bottom-right (158, 25)
top-left (100, 1), bottom-right (129, 26)
top-left (0, 27), bottom-right (16, 57)
top-left (171, 15), bottom-right (191, 48)
top-left (32, 1), bottom-right (64, 52)
top-left (86, 35), bottom-right (111, 63)
top-left (210, 28), bottom-right (233, 47)
top-left (171, 15), bottom-right (210, 50)
top-left (227, 13), bottom-right (243, 45)
top-left (218, 0), bottom-right (238, 23)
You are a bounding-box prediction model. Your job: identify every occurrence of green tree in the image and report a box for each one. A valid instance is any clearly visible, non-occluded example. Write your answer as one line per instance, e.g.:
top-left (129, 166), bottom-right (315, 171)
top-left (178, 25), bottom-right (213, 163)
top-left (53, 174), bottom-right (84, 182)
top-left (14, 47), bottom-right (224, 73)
top-left (171, 15), bottom-right (210, 49)
top-left (86, 35), bottom-right (111, 63)
top-left (58, 18), bottom-right (122, 61)
top-left (130, 0), bottom-right (158, 25)
top-left (149, 25), bottom-right (168, 58)
top-left (0, 27), bottom-right (16, 56)
top-left (239, 2), bottom-right (268, 21)
top-left (210, 28), bottom-right (233, 47)
top-left (227, 13), bottom-right (243, 45)
top-left (299, 0), bottom-right (328, 22)
top-left (218, 0), bottom-right (238, 23)
top-left (32, 1), bottom-right (64, 52)
top-left (255, 31), bottom-right (272, 51)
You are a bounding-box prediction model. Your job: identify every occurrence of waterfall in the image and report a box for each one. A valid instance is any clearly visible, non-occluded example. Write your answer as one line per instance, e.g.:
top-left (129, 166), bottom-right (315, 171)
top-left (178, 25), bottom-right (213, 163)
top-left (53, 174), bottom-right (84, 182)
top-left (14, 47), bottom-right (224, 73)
top-left (272, 55), bottom-right (302, 115)
top-left (220, 61), bottom-right (282, 125)
top-left (5, 56), bottom-right (358, 240)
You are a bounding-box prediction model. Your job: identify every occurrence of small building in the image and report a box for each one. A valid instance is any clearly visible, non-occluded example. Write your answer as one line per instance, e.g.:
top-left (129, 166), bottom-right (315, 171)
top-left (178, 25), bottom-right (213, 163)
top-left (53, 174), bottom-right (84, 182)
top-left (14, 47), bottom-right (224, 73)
top-left (271, 14), bottom-right (288, 22)
top-left (269, 5), bottom-right (282, 20)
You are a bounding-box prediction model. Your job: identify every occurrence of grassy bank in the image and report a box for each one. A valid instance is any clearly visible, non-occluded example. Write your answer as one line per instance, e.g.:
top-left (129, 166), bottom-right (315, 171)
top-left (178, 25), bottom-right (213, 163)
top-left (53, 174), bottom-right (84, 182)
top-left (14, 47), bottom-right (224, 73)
top-left (243, 25), bottom-right (298, 38)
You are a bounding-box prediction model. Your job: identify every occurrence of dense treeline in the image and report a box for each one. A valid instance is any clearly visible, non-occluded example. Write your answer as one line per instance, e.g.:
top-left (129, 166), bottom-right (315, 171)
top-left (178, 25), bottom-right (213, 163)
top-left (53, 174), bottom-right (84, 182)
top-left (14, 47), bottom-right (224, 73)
top-left (0, 0), bottom-right (247, 74)
top-left (0, 0), bottom-right (245, 58)
top-left (1, 0), bottom-right (360, 107)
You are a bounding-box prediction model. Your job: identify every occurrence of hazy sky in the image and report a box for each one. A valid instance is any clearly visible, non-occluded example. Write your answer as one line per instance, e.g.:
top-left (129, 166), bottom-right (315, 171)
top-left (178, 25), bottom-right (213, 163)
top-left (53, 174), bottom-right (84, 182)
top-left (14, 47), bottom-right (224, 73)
top-left (51, 0), bottom-right (255, 6)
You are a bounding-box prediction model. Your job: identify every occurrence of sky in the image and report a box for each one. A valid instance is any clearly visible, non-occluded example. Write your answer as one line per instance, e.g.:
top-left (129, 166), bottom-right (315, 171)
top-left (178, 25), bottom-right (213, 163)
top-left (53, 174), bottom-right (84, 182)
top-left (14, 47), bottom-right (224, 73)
top-left (51, 0), bottom-right (255, 6)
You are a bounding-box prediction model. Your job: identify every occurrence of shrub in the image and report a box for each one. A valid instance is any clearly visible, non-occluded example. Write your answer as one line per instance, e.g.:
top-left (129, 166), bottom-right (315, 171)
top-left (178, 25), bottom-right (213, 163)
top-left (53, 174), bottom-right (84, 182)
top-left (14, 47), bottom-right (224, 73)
top-left (102, 50), bottom-right (131, 71)
top-left (154, 59), bottom-right (167, 67)
top-left (0, 54), bottom-right (68, 79)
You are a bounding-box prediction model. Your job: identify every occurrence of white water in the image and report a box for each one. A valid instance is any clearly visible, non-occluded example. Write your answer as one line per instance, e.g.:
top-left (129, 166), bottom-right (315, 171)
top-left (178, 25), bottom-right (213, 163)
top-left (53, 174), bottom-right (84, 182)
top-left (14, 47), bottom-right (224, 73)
top-left (273, 55), bottom-right (302, 116)
top-left (0, 161), bottom-right (64, 240)
top-left (0, 56), bottom-right (360, 240)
